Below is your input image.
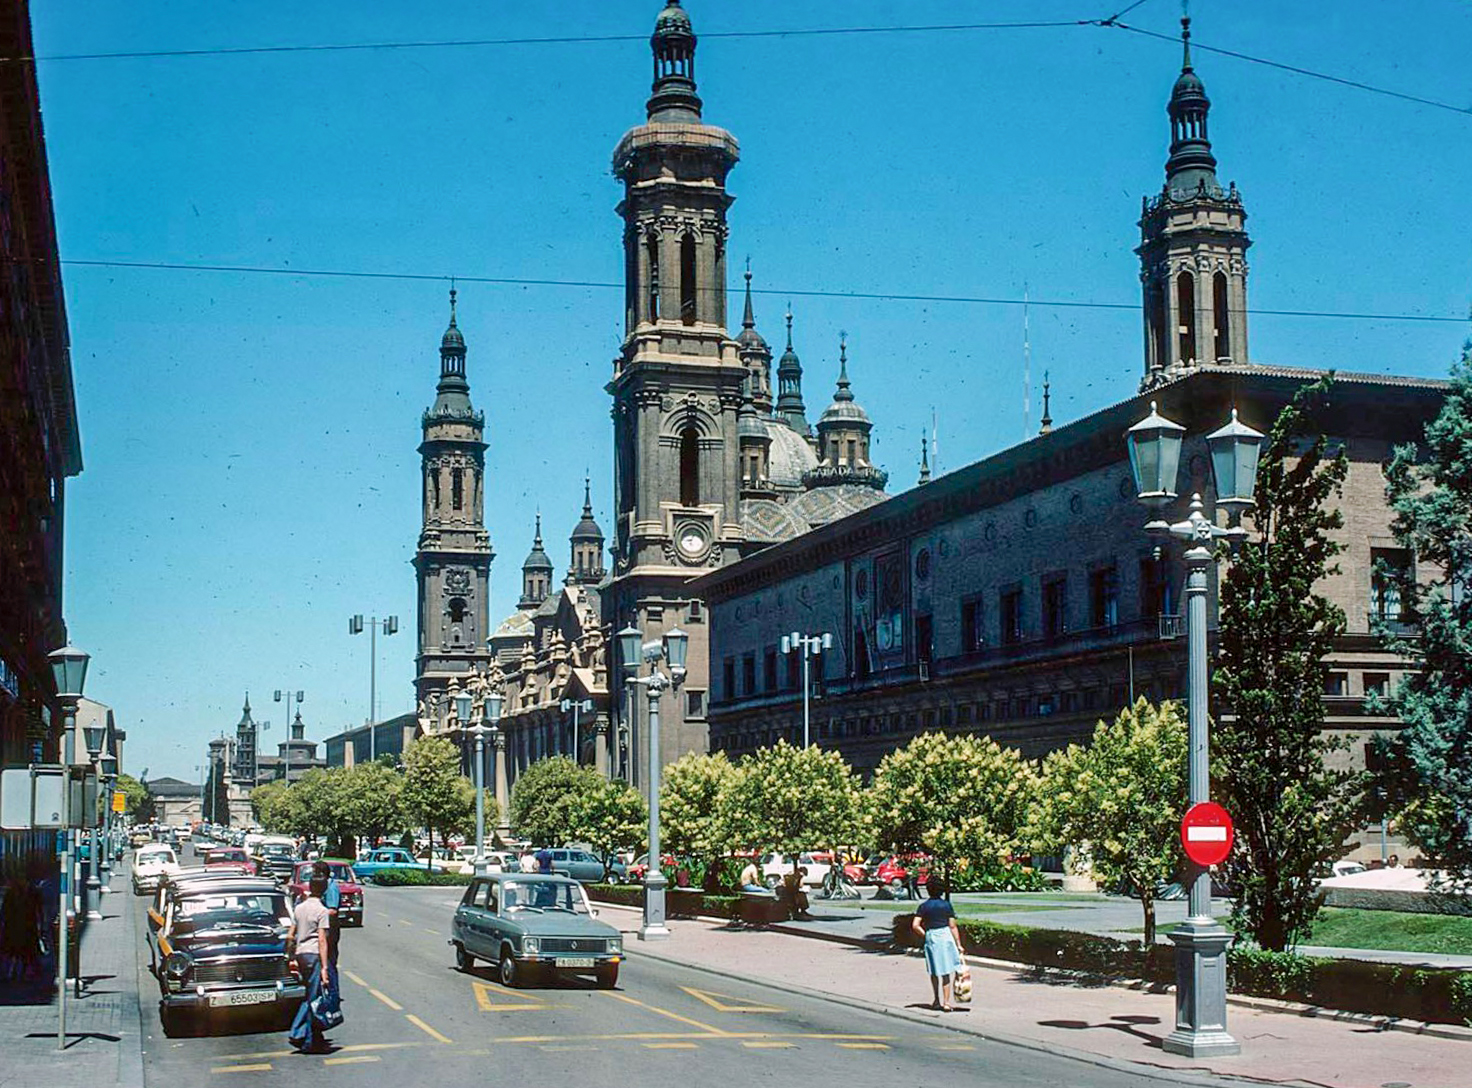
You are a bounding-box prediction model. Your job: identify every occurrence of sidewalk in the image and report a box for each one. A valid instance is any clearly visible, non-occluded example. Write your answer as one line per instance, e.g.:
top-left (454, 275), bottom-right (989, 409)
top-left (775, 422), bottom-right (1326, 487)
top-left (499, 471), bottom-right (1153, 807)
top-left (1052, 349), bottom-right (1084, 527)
top-left (0, 866), bottom-right (145, 1088)
top-left (608, 903), bottom-right (1472, 1088)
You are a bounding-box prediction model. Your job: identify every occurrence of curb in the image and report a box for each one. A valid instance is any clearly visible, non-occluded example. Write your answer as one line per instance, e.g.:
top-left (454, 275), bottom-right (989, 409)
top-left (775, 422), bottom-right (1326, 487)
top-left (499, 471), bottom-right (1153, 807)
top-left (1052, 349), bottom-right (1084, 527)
top-left (596, 901), bottom-right (1472, 1047)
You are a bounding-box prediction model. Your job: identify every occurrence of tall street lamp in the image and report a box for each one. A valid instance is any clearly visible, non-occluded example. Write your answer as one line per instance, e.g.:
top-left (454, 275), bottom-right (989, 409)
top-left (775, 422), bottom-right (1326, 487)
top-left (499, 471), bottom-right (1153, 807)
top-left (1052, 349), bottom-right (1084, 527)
top-left (81, 720), bottom-right (105, 921)
top-left (349, 614), bottom-right (398, 761)
top-left (273, 688), bottom-right (305, 783)
top-left (456, 689), bottom-right (503, 877)
top-left (100, 752), bottom-right (119, 891)
top-left (617, 623), bottom-right (687, 942)
top-left (780, 631), bottom-right (832, 747)
top-left (48, 643), bottom-right (89, 1051)
top-left (560, 697), bottom-right (593, 765)
top-left (1126, 400), bottom-right (1263, 1059)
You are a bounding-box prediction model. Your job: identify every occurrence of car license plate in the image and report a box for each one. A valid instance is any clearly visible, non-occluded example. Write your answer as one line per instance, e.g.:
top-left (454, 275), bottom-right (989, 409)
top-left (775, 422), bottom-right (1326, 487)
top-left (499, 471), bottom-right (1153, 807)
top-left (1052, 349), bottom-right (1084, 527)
top-left (554, 957), bottom-right (595, 968)
top-left (208, 990), bottom-right (275, 1008)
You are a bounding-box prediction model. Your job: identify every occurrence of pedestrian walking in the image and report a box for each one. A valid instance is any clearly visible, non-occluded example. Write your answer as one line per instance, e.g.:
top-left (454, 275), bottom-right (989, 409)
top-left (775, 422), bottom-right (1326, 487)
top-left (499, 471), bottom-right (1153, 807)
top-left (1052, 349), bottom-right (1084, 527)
top-left (287, 870), bottom-right (334, 1053)
top-left (314, 860), bottom-right (342, 999)
top-left (911, 876), bottom-right (964, 1012)
top-left (535, 847), bottom-right (553, 874)
top-left (519, 850), bottom-right (537, 874)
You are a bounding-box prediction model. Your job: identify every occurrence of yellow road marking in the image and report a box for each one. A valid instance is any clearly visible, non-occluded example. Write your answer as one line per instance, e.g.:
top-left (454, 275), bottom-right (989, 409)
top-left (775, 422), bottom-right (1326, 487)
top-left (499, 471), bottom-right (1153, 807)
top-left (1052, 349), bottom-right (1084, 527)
top-left (212, 1064), bottom-right (272, 1074)
top-left (325, 1055), bottom-right (380, 1066)
top-left (487, 1031), bottom-right (896, 1044)
top-left (938, 1044), bottom-right (976, 1050)
top-left (602, 990), bottom-right (731, 1036)
top-left (368, 988), bottom-right (403, 1011)
top-left (643, 1042), bottom-right (699, 1049)
top-left (679, 986), bottom-right (785, 1014)
top-left (398, 918), bottom-right (416, 926)
top-left (540, 1045), bottom-right (600, 1052)
top-left (406, 1014), bottom-right (453, 1044)
top-left (212, 1042), bottom-right (420, 1061)
top-left (472, 980), bottom-right (551, 1011)
top-left (742, 1041), bottom-right (795, 1049)
top-left (342, 970), bottom-right (370, 988)
top-left (837, 1042), bottom-right (891, 1050)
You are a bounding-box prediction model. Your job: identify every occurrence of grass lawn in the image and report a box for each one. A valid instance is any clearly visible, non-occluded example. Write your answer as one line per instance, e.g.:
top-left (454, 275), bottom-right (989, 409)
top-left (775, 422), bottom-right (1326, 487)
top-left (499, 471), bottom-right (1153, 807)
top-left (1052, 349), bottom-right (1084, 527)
top-left (851, 900), bottom-right (1073, 916)
top-left (1307, 907), bottom-right (1472, 956)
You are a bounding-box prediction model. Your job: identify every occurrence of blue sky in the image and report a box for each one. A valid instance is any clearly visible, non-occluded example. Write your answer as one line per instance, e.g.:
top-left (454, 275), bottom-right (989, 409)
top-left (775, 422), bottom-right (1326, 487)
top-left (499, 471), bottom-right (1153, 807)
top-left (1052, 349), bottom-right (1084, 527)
top-left (33, 1), bottom-right (1472, 781)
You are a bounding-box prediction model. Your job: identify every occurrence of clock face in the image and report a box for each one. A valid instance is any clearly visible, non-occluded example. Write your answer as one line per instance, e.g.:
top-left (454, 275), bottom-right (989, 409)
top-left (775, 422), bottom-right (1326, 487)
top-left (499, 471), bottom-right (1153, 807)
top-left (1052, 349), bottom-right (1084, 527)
top-left (679, 531), bottom-right (705, 555)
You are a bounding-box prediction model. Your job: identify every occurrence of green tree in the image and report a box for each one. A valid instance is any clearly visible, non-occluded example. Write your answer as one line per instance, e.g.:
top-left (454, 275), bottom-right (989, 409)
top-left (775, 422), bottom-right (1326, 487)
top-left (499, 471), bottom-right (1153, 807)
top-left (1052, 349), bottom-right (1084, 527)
top-left (1034, 700), bottom-right (1187, 944)
top-left (868, 731), bottom-right (1038, 889)
top-left (114, 773), bottom-right (154, 821)
top-left (1214, 377), bottom-right (1361, 951)
top-left (661, 751), bottom-right (738, 889)
top-left (509, 756), bottom-right (597, 846)
top-left (1378, 346), bottom-right (1472, 891)
top-left (339, 762), bottom-right (404, 851)
top-left (400, 735), bottom-right (474, 864)
top-left (251, 780), bottom-right (292, 832)
top-left (578, 778), bottom-right (647, 880)
top-left (719, 741), bottom-right (861, 881)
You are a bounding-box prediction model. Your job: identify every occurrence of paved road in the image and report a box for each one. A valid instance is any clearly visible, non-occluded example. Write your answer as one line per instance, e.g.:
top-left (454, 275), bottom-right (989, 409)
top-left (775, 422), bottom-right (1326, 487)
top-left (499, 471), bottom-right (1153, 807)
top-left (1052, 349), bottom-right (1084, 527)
top-left (134, 850), bottom-right (1196, 1087)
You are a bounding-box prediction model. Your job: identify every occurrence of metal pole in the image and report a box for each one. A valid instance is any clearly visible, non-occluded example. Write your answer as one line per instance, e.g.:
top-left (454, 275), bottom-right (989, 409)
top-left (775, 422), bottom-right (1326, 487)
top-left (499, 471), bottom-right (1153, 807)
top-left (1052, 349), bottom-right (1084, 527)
top-left (57, 700), bottom-right (73, 1050)
top-left (1162, 540), bottom-right (1239, 1058)
top-left (369, 618), bottom-right (378, 762)
top-left (640, 675), bottom-right (670, 940)
top-left (473, 728), bottom-right (486, 876)
top-left (493, 730), bottom-right (509, 832)
top-left (572, 703), bottom-right (579, 765)
top-left (85, 770), bottom-right (102, 919)
top-left (802, 642), bottom-right (811, 747)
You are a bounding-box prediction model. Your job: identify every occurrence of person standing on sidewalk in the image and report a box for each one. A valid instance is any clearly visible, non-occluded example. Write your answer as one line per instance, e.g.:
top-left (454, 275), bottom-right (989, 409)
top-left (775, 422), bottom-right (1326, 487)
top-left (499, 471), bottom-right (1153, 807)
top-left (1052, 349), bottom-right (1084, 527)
top-left (287, 871), bottom-right (333, 1053)
top-left (911, 876), bottom-right (964, 1011)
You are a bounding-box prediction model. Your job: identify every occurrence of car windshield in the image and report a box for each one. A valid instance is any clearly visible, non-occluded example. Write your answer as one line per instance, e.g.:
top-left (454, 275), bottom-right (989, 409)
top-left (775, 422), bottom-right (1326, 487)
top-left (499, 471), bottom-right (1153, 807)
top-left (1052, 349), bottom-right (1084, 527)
top-left (206, 850), bottom-right (246, 863)
top-left (501, 880), bottom-right (590, 914)
top-left (296, 863), bottom-right (357, 882)
top-left (139, 848), bottom-right (175, 864)
top-left (175, 893), bottom-right (289, 934)
top-left (260, 845), bottom-right (293, 857)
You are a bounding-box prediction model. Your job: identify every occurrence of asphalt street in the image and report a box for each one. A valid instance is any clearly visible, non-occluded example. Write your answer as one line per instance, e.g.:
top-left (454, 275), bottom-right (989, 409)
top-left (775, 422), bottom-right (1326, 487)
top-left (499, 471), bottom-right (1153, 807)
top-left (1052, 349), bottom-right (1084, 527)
top-left (133, 848), bottom-right (1195, 1087)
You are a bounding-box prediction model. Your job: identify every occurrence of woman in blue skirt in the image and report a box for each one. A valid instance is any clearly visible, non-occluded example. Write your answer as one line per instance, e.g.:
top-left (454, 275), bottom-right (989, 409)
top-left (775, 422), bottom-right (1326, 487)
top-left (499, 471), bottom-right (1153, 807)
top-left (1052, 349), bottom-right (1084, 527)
top-left (910, 876), bottom-right (964, 1011)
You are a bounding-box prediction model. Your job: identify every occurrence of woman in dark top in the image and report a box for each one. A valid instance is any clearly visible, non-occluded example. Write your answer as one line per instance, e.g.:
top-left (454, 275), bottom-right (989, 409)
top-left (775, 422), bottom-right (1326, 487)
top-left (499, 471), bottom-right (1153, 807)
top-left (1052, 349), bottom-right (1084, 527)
top-left (910, 876), bottom-right (964, 1011)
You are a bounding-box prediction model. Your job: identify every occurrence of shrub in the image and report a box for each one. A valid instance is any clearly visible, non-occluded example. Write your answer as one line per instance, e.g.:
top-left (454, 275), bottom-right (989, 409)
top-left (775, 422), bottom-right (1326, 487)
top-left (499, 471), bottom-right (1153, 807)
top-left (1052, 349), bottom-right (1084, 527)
top-left (370, 868), bottom-right (471, 887)
top-left (949, 862), bottom-right (1048, 893)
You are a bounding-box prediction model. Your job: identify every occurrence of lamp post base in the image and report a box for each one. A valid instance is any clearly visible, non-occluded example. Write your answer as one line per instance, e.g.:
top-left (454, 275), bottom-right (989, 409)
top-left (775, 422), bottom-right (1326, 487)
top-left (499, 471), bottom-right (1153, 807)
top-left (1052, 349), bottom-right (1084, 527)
top-left (640, 874), bottom-right (670, 941)
top-left (1162, 921), bottom-right (1240, 1058)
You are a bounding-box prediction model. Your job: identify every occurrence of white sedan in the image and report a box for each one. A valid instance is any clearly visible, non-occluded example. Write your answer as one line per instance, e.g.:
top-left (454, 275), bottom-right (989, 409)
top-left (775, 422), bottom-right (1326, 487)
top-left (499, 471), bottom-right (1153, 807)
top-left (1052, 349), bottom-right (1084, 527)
top-left (760, 851), bottom-right (831, 889)
top-left (131, 844), bottom-right (180, 895)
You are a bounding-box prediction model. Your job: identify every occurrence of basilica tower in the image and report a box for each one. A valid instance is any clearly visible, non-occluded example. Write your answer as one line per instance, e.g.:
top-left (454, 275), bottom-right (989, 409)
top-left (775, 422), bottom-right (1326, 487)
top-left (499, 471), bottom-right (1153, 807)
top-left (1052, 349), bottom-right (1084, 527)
top-left (605, 1), bottom-right (745, 783)
top-left (413, 290), bottom-right (495, 710)
top-left (1138, 17), bottom-right (1250, 391)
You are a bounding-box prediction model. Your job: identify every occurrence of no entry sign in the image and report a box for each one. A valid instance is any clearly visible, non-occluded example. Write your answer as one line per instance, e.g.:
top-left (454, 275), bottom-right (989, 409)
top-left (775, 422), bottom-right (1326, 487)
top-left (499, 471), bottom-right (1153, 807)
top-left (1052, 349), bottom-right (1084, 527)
top-left (1181, 801), bottom-right (1234, 866)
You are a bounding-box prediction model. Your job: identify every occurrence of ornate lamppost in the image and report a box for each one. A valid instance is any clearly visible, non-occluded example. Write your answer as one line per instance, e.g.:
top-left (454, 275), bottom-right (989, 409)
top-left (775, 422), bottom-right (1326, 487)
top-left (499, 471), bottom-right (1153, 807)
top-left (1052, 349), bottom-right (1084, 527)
top-left (780, 630), bottom-right (831, 747)
top-left (616, 623), bottom-right (687, 941)
top-left (560, 697), bottom-right (593, 764)
top-left (1126, 401), bottom-right (1263, 1059)
top-left (80, 719), bottom-right (105, 921)
top-left (48, 644), bottom-right (90, 1051)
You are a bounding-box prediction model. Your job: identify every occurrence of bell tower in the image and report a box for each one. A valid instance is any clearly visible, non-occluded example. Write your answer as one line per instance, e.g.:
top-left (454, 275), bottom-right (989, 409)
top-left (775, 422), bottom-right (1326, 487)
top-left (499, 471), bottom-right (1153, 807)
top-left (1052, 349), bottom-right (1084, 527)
top-left (606, 1), bottom-right (745, 786)
top-left (413, 289), bottom-right (495, 709)
top-left (1138, 17), bottom-right (1250, 391)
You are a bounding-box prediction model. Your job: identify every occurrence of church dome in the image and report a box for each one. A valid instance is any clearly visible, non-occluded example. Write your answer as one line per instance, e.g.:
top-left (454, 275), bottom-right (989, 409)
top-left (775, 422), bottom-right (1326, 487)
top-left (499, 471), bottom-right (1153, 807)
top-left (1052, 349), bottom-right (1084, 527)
top-left (570, 478), bottom-right (604, 543)
top-left (522, 515), bottom-right (553, 572)
top-left (765, 418), bottom-right (818, 490)
top-left (653, 1), bottom-right (693, 37)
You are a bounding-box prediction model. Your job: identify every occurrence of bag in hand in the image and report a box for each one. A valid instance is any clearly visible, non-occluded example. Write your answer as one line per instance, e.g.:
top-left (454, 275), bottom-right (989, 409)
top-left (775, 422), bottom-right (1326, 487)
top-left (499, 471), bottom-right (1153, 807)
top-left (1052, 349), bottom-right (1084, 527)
top-left (311, 981), bottom-right (345, 1030)
top-left (953, 965), bottom-right (973, 1003)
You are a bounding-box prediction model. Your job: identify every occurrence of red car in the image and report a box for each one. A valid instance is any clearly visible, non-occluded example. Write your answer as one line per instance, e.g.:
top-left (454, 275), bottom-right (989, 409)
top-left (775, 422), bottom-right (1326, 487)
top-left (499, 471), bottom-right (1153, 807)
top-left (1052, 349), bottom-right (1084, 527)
top-left (201, 847), bottom-right (256, 875)
top-left (288, 860), bottom-right (365, 927)
top-left (874, 854), bottom-right (932, 889)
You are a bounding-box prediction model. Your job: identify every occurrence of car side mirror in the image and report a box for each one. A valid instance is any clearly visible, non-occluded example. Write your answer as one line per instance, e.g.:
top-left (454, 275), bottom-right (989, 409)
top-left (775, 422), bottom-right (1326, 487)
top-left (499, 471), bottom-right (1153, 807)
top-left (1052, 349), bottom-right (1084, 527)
top-left (591, 909), bottom-right (600, 917)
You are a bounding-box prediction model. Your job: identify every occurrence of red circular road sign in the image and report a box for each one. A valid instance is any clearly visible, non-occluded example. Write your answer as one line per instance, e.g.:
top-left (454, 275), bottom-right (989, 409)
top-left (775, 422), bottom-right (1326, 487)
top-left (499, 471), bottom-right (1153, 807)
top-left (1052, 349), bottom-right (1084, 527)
top-left (1181, 801), bottom-right (1234, 866)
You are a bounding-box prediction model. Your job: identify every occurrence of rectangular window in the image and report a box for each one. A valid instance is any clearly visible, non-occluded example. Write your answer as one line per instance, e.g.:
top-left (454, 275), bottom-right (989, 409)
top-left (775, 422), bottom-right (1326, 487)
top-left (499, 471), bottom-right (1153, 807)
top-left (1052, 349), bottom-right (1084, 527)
top-left (1323, 672), bottom-right (1348, 697)
top-left (1000, 587), bottom-right (1023, 645)
top-left (1089, 565), bottom-right (1120, 629)
top-left (915, 613), bottom-right (933, 664)
top-left (1371, 547), bottom-right (1412, 621)
top-left (1043, 575), bottom-right (1068, 641)
top-left (764, 647), bottom-right (778, 693)
top-left (686, 689), bottom-right (707, 719)
top-left (1140, 555), bottom-right (1174, 618)
top-left (961, 597), bottom-right (984, 653)
top-left (1363, 672), bottom-right (1390, 698)
top-left (785, 652), bottom-right (800, 690)
top-left (686, 600), bottom-right (704, 623)
top-left (723, 657), bottom-right (735, 701)
top-left (742, 654), bottom-right (756, 696)
top-left (957, 704), bottom-right (973, 724)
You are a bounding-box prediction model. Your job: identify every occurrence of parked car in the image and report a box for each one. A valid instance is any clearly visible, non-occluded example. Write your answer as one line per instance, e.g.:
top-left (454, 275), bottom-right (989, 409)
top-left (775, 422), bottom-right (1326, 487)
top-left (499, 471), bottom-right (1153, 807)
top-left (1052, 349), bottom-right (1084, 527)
top-left (287, 860), bottom-right (365, 926)
top-left (450, 874), bottom-right (623, 988)
top-left (454, 848), bottom-right (517, 876)
top-left (874, 854), bottom-right (932, 890)
top-left (153, 878), bottom-right (303, 1036)
top-left (353, 847), bottom-right (428, 882)
top-left (251, 836), bottom-right (299, 883)
top-left (626, 853), bottom-right (674, 884)
top-left (760, 851), bottom-right (831, 889)
top-left (201, 847), bottom-right (255, 875)
top-left (132, 844), bottom-right (181, 896)
top-left (146, 871), bottom-right (279, 969)
top-left (546, 848), bottom-right (626, 883)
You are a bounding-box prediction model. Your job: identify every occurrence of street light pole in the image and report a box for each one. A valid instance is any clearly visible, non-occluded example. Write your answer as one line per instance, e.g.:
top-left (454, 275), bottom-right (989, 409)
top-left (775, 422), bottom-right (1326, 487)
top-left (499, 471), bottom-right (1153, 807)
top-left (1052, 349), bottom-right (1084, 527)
top-left (780, 631), bottom-right (832, 747)
top-left (273, 688), bottom-right (305, 783)
top-left (616, 624), bottom-right (688, 942)
top-left (1127, 402), bottom-right (1262, 1060)
top-left (560, 697), bottom-right (593, 765)
top-left (350, 614), bottom-right (399, 762)
top-left (48, 644), bottom-right (90, 1052)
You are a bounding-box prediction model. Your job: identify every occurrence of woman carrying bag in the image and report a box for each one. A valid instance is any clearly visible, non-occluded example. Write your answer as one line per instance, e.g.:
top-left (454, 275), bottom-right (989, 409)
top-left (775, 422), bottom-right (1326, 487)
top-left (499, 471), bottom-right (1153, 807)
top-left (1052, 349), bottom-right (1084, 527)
top-left (287, 871), bottom-right (338, 1053)
top-left (911, 876), bottom-right (966, 1012)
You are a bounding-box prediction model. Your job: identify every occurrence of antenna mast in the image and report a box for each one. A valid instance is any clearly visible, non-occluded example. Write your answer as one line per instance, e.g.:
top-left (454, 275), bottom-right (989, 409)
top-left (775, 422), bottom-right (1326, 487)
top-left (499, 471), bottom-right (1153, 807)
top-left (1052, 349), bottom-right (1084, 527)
top-left (1022, 284), bottom-right (1032, 440)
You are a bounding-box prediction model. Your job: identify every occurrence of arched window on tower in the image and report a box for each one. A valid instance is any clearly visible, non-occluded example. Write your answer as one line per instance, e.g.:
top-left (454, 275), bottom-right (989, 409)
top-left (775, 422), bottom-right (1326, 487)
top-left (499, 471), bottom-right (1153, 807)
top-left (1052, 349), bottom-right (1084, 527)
top-left (647, 235), bottom-right (660, 322)
top-left (679, 426), bottom-right (700, 506)
top-left (680, 234), bottom-right (697, 325)
top-left (1148, 281), bottom-right (1167, 371)
top-left (1176, 271), bottom-right (1197, 365)
top-left (451, 468), bottom-right (464, 511)
top-left (1213, 271), bottom-right (1230, 361)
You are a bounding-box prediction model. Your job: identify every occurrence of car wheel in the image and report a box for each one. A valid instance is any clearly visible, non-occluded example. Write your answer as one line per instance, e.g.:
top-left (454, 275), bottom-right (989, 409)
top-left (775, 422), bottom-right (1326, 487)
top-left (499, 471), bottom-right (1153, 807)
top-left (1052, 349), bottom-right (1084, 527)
top-left (454, 942), bottom-right (474, 972)
top-left (158, 1005), bottom-right (189, 1038)
top-left (596, 964), bottom-right (619, 989)
top-left (887, 877), bottom-right (904, 892)
top-left (498, 948), bottom-right (519, 988)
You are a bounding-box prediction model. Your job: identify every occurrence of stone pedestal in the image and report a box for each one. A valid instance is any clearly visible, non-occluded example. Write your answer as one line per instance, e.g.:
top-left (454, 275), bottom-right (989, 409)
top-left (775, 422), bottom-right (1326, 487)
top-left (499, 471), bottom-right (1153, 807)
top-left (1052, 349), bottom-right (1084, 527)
top-left (1162, 920), bottom-right (1240, 1058)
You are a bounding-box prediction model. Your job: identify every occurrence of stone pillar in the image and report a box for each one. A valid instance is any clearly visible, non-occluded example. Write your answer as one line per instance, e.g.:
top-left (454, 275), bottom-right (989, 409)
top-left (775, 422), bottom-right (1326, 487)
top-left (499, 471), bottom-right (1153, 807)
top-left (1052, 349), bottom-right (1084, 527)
top-left (594, 715), bottom-right (610, 779)
top-left (493, 730), bottom-right (510, 832)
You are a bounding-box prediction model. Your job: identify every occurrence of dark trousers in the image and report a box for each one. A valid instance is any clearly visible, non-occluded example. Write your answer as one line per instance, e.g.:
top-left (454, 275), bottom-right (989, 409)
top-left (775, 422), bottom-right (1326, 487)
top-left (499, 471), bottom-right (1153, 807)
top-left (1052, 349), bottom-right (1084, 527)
top-left (289, 952), bottom-right (326, 1050)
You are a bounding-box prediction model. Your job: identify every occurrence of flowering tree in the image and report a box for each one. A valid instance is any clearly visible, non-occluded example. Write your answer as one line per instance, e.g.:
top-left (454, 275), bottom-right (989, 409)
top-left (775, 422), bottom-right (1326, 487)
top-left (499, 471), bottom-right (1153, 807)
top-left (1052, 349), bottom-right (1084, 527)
top-left (661, 751), bottom-right (739, 887)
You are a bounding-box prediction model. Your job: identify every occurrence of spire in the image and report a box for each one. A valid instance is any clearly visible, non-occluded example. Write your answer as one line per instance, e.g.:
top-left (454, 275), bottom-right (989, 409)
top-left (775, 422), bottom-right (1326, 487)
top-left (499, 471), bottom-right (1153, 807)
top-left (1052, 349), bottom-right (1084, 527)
top-left (1164, 15), bottom-right (1219, 194)
top-left (918, 432), bottom-right (931, 485)
top-left (834, 333), bottom-right (853, 402)
top-left (533, 512), bottom-right (543, 549)
top-left (775, 303), bottom-right (810, 435)
top-left (741, 258), bottom-right (755, 331)
top-left (291, 710), bottom-right (305, 741)
top-left (582, 475), bottom-right (593, 519)
top-left (647, 1), bottom-right (702, 122)
top-left (1039, 371), bottom-right (1053, 435)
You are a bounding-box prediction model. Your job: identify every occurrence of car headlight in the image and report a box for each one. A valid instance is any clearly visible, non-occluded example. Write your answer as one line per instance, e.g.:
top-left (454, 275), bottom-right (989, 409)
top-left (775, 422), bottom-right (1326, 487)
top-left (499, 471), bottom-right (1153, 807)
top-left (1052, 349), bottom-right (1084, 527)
top-left (163, 951), bottom-right (192, 978)
top-left (608, 937), bottom-right (622, 954)
top-left (522, 938), bottom-right (540, 955)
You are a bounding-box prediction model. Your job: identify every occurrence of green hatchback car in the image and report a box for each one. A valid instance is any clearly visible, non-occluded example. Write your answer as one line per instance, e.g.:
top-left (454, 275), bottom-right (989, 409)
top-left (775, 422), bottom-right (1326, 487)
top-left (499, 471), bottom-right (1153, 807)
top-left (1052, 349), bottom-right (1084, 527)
top-left (450, 874), bottom-right (623, 989)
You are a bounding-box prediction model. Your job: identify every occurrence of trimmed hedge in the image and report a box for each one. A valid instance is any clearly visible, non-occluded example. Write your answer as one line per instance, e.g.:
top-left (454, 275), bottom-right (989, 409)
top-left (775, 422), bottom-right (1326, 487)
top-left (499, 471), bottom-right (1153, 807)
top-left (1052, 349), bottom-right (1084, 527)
top-left (891, 912), bottom-right (1472, 1026)
top-left (587, 883), bottom-right (743, 920)
top-left (369, 868), bottom-right (473, 887)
